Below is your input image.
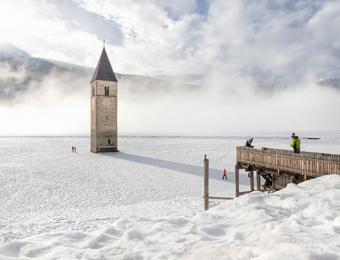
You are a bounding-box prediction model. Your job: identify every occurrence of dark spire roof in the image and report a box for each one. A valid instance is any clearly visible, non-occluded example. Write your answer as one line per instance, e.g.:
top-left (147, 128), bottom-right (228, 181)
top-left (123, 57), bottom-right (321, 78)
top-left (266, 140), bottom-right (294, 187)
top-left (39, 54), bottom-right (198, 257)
top-left (91, 47), bottom-right (117, 82)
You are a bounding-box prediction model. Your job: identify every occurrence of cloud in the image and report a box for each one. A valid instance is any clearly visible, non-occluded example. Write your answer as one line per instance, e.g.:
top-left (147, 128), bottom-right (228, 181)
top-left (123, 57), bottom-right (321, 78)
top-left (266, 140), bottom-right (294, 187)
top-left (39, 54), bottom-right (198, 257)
top-left (1, 61), bottom-right (339, 136)
top-left (70, 0), bottom-right (340, 85)
top-left (2, 0), bottom-right (340, 82)
top-left (0, 65), bottom-right (90, 135)
top-left (50, 0), bottom-right (124, 46)
top-left (118, 81), bottom-right (340, 136)
top-left (0, 0), bottom-right (102, 66)
top-left (74, 0), bottom-right (205, 75)
top-left (0, 0), bottom-right (340, 135)
top-left (0, 63), bottom-right (26, 81)
top-left (197, 0), bottom-right (340, 87)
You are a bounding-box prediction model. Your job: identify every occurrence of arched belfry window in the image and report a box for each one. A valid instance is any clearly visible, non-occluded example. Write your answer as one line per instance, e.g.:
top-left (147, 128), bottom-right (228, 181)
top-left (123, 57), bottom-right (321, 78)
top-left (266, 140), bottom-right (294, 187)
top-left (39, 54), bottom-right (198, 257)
top-left (104, 86), bottom-right (109, 96)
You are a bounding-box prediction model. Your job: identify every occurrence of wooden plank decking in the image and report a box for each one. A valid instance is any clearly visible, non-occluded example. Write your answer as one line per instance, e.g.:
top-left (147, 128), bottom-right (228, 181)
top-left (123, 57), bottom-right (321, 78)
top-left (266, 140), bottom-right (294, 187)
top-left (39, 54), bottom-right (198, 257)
top-left (234, 146), bottom-right (340, 196)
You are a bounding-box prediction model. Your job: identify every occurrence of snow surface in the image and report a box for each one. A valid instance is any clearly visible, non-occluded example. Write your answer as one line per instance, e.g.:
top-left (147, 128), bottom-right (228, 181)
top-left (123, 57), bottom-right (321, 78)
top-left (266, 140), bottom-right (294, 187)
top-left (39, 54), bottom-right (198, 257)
top-left (0, 136), bottom-right (340, 259)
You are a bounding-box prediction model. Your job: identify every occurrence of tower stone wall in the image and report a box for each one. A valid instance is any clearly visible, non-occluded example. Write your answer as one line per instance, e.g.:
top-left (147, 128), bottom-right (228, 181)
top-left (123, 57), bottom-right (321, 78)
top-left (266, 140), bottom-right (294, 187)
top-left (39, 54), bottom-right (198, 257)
top-left (90, 47), bottom-right (118, 153)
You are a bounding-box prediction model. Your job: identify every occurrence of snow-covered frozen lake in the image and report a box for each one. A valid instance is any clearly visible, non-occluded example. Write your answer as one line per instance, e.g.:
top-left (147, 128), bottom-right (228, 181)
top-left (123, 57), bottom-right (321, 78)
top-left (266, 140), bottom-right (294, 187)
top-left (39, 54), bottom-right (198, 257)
top-left (1, 135), bottom-right (340, 259)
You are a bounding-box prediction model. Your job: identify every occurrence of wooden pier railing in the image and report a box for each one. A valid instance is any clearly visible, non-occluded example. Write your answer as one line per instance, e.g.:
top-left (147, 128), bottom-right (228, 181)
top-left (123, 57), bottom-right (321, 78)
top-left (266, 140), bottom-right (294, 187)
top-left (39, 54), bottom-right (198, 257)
top-left (235, 147), bottom-right (340, 196)
top-left (237, 146), bottom-right (340, 177)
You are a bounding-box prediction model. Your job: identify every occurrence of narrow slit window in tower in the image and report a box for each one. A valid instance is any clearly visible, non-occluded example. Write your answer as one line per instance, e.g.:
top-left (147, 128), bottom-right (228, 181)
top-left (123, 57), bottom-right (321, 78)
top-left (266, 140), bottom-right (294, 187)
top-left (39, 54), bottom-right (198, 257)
top-left (108, 138), bottom-right (111, 145)
top-left (104, 86), bottom-right (109, 96)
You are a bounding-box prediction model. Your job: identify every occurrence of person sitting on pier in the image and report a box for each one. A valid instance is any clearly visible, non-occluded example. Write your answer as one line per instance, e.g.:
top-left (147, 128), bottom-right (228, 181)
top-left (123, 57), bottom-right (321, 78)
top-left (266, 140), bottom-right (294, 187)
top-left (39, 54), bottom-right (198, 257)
top-left (263, 175), bottom-right (272, 189)
top-left (290, 133), bottom-right (301, 153)
top-left (245, 138), bottom-right (254, 148)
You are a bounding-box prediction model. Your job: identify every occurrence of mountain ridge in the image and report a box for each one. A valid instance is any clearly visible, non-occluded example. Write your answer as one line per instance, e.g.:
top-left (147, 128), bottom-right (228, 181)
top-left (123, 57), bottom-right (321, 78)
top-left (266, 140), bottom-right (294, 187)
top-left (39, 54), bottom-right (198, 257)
top-left (0, 43), bottom-right (199, 101)
top-left (0, 43), bottom-right (339, 101)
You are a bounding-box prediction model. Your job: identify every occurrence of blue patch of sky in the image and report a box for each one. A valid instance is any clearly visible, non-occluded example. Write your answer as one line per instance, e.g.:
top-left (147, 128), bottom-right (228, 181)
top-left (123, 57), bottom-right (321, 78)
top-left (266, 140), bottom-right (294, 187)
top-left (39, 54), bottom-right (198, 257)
top-left (164, 0), bottom-right (208, 20)
top-left (50, 0), bottom-right (123, 46)
top-left (196, 0), bottom-right (209, 16)
top-left (267, 0), bottom-right (325, 27)
top-left (247, 0), bottom-right (326, 33)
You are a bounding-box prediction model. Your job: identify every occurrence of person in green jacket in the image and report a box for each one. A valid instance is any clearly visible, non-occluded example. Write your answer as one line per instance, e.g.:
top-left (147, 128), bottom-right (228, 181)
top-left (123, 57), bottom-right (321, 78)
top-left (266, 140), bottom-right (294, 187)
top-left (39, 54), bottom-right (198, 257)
top-left (290, 133), bottom-right (301, 153)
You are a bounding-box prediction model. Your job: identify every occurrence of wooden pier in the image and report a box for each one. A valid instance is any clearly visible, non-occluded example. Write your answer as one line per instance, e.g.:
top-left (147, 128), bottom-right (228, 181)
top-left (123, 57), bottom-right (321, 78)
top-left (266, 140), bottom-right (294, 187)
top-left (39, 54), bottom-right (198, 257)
top-left (235, 146), bottom-right (340, 196)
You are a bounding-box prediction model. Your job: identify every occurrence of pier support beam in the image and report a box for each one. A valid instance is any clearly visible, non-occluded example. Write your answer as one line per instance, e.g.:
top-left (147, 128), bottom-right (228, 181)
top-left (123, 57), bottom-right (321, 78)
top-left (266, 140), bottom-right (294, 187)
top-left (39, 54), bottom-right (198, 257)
top-left (269, 174), bottom-right (276, 193)
top-left (256, 171), bottom-right (261, 190)
top-left (250, 171), bottom-right (254, 191)
top-left (235, 165), bottom-right (240, 197)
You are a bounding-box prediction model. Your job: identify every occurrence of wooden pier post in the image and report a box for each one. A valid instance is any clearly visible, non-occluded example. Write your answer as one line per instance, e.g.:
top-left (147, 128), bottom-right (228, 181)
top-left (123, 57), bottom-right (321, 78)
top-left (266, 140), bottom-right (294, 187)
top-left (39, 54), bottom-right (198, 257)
top-left (256, 171), bottom-right (261, 190)
top-left (269, 174), bottom-right (275, 193)
top-left (250, 171), bottom-right (254, 191)
top-left (235, 165), bottom-right (240, 197)
top-left (204, 154), bottom-right (209, 210)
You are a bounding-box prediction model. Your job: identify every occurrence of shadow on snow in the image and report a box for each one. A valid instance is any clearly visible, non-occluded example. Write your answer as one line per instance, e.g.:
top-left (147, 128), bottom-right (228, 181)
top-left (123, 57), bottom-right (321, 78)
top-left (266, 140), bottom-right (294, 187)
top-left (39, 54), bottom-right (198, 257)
top-left (101, 151), bottom-right (249, 185)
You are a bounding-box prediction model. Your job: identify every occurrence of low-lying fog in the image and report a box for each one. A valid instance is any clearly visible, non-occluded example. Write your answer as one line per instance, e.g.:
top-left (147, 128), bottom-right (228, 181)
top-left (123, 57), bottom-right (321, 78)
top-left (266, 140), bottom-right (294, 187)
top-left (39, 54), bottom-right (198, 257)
top-left (0, 65), bottom-right (339, 136)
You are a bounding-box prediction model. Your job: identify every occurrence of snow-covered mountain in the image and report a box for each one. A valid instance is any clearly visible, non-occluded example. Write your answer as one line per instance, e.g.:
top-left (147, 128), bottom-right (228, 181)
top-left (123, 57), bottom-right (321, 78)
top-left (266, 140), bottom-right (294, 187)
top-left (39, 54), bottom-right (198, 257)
top-left (0, 44), bottom-right (197, 101)
top-left (318, 78), bottom-right (340, 89)
top-left (0, 43), bottom-right (89, 99)
top-left (0, 44), bottom-right (340, 101)
top-left (0, 43), bottom-right (30, 59)
top-left (1, 43), bottom-right (339, 103)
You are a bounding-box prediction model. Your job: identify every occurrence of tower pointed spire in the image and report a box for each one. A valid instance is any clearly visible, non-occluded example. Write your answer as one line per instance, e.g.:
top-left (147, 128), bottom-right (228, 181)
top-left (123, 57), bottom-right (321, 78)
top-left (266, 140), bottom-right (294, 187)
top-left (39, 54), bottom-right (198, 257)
top-left (91, 46), bottom-right (117, 82)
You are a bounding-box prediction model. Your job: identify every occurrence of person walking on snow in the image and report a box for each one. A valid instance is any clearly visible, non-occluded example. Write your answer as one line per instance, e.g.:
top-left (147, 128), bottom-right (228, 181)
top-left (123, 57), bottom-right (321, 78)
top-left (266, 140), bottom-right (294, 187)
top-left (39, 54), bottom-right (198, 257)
top-left (223, 168), bottom-right (228, 180)
top-left (290, 133), bottom-right (301, 153)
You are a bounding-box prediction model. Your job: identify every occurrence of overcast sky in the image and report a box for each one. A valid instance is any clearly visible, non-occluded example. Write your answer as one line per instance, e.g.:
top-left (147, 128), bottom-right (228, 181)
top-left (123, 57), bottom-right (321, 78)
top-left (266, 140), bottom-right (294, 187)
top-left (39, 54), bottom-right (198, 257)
top-left (0, 0), bottom-right (340, 135)
top-left (0, 0), bottom-right (340, 81)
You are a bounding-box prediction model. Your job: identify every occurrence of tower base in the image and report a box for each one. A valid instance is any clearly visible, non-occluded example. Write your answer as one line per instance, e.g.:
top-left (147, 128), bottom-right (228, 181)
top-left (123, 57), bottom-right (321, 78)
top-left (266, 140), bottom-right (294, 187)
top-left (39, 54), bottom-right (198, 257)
top-left (92, 146), bottom-right (118, 153)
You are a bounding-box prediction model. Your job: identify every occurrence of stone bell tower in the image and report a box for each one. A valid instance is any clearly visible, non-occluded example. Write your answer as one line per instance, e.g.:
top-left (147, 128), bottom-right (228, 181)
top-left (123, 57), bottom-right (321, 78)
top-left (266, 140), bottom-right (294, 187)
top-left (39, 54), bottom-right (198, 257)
top-left (90, 46), bottom-right (118, 152)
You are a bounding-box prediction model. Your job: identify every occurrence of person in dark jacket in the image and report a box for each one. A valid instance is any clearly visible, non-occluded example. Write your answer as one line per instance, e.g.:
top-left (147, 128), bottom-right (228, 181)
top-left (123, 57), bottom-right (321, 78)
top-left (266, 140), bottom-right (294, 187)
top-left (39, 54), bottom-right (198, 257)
top-left (263, 175), bottom-right (272, 189)
top-left (245, 138), bottom-right (254, 148)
